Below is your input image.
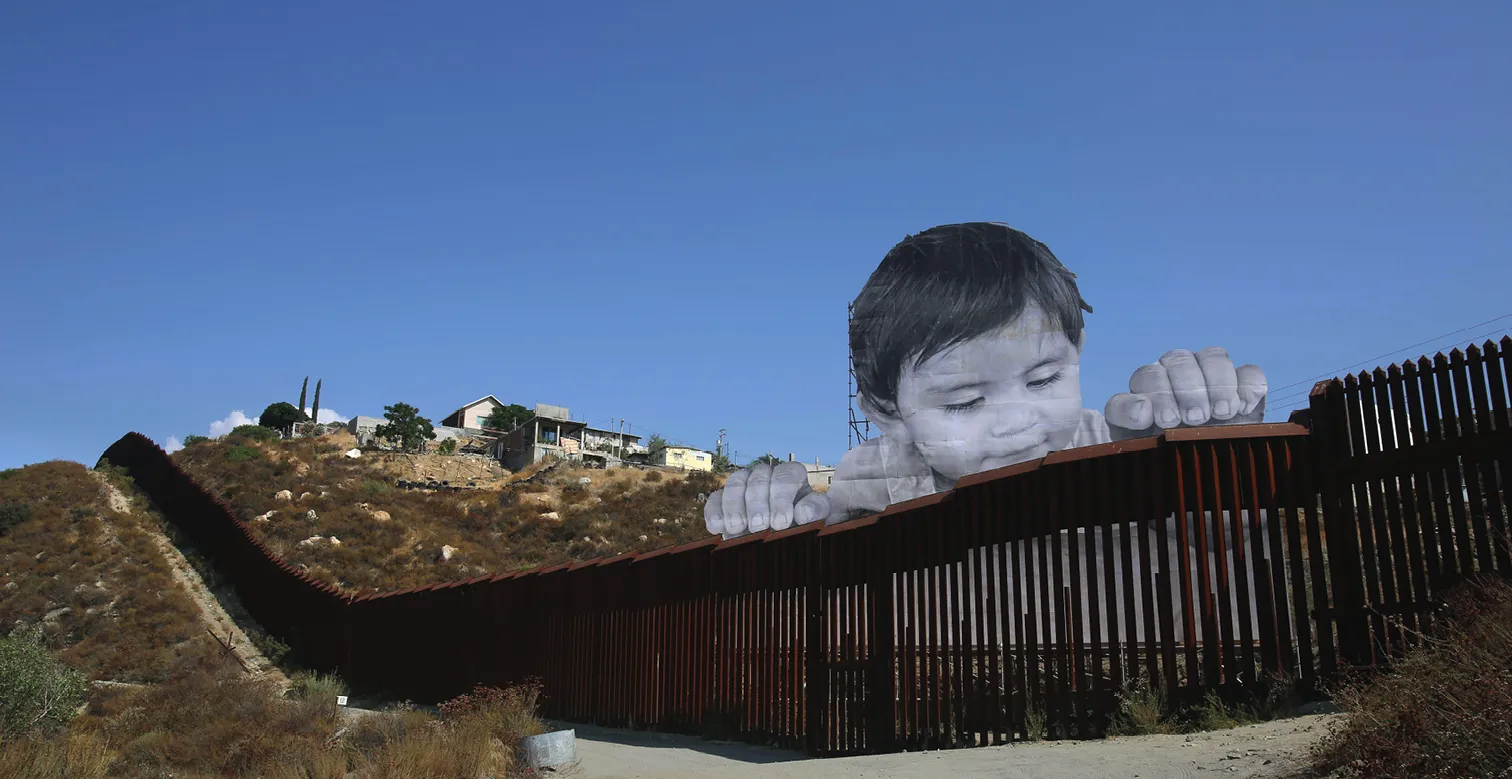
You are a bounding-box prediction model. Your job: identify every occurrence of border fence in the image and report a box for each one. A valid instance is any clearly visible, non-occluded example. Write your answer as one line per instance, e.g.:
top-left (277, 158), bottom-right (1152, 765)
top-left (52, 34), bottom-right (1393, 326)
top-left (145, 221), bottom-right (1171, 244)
top-left (101, 340), bottom-right (1510, 756)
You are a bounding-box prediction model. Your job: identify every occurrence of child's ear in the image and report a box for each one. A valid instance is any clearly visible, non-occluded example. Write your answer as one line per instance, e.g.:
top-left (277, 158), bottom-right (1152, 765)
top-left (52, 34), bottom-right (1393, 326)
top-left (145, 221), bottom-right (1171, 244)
top-left (858, 393), bottom-right (911, 443)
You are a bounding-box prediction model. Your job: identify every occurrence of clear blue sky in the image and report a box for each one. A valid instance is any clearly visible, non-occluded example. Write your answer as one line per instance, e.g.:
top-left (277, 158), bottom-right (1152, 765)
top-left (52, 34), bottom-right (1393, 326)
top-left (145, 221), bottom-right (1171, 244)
top-left (2, 1), bottom-right (1508, 471)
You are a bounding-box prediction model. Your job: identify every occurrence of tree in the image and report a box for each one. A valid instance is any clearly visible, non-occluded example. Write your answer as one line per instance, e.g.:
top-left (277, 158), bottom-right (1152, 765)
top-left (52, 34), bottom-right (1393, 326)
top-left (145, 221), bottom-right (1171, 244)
top-left (258, 402), bottom-right (305, 433)
top-left (183, 434), bottom-right (210, 447)
top-left (311, 379), bottom-right (323, 424)
top-left (437, 438), bottom-right (457, 455)
top-left (375, 402), bottom-right (436, 452)
top-left (647, 434), bottom-right (668, 461)
top-left (748, 453), bottom-right (783, 467)
top-left (481, 403), bottom-right (532, 432)
top-left (298, 377), bottom-right (309, 416)
top-left (711, 452), bottom-right (733, 472)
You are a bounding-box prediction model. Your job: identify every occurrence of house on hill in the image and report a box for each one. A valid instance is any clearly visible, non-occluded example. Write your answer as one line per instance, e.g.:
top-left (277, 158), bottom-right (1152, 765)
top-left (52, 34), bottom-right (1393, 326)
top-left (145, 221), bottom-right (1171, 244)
top-left (493, 403), bottom-right (646, 470)
top-left (440, 395), bottom-right (508, 431)
top-left (653, 445), bottom-right (714, 472)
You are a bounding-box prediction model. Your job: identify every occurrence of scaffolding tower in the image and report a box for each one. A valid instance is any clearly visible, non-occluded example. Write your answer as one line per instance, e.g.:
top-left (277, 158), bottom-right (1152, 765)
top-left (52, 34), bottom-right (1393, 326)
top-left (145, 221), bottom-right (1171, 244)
top-left (847, 302), bottom-right (871, 450)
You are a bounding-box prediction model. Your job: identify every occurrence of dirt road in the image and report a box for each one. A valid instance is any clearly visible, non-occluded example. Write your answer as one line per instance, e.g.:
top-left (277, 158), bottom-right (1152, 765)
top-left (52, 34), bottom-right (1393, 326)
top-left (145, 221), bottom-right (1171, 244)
top-left (558, 714), bottom-right (1338, 779)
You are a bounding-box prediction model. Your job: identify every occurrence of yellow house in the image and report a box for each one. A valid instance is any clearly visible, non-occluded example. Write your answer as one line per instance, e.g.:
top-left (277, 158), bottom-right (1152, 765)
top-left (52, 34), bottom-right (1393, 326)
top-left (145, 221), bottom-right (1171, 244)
top-left (655, 445), bottom-right (714, 472)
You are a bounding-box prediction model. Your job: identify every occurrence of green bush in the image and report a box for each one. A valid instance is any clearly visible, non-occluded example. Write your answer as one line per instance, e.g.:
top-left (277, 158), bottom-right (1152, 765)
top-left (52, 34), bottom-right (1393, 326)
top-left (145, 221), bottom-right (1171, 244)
top-left (224, 446), bottom-right (262, 463)
top-left (359, 480), bottom-right (390, 498)
top-left (228, 425), bottom-right (279, 443)
top-left (0, 502), bottom-right (32, 536)
top-left (183, 434), bottom-right (210, 447)
top-left (0, 626), bottom-right (89, 741)
top-left (437, 438), bottom-right (457, 455)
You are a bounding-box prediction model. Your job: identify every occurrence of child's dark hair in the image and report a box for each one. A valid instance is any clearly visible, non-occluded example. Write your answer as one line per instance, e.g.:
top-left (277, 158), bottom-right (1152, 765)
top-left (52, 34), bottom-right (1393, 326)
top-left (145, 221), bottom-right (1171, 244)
top-left (851, 222), bottom-right (1093, 409)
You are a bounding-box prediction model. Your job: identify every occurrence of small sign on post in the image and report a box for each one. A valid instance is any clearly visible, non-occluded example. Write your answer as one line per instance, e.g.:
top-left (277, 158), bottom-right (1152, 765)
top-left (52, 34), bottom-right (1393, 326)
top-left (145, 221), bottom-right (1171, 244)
top-left (336, 696), bottom-right (348, 706)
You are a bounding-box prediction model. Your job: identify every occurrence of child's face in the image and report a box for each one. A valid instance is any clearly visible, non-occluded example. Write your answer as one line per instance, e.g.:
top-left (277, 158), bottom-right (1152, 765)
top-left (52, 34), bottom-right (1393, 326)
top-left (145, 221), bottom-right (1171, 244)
top-left (886, 305), bottom-right (1085, 483)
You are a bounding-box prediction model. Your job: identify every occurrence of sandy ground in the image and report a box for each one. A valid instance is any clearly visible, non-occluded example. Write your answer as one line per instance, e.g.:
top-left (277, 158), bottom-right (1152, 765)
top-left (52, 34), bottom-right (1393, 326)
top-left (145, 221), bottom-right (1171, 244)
top-left (550, 714), bottom-right (1340, 779)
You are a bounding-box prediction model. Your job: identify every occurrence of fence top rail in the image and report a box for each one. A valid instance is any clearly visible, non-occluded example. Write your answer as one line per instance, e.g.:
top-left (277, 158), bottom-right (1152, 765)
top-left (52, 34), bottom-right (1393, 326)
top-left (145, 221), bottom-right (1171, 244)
top-left (106, 418), bottom-right (1315, 604)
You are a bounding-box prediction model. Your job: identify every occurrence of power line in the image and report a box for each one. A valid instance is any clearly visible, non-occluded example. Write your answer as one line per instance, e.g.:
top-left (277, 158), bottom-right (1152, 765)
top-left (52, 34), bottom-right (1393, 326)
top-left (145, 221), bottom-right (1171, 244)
top-left (1265, 312), bottom-right (1512, 398)
top-left (1265, 324), bottom-right (1512, 415)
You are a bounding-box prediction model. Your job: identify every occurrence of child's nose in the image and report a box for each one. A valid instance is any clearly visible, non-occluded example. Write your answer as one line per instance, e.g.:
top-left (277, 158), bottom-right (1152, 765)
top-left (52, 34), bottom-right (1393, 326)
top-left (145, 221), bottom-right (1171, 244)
top-left (988, 403), bottom-right (1037, 438)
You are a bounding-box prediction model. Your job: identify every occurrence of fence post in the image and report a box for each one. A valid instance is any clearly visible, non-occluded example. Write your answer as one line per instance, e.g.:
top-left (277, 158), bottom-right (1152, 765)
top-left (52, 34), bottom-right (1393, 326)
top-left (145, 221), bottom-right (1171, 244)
top-left (867, 522), bottom-right (896, 753)
top-left (804, 530), bottom-right (827, 755)
top-left (1309, 381), bottom-right (1372, 669)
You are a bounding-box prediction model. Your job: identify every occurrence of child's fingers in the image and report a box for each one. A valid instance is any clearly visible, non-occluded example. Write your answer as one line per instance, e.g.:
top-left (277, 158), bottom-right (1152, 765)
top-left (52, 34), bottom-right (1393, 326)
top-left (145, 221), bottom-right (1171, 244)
top-left (1236, 364), bottom-right (1268, 416)
top-left (767, 463), bottom-right (810, 530)
top-left (1129, 363), bottom-right (1181, 429)
top-left (1105, 393), bottom-right (1153, 431)
top-left (1196, 347), bottom-right (1242, 421)
top-left (794, 493), bottom-right (831, 527)
top-left (721, 470), bottom-right (751, 536)
top-left (1159, 349), bottom-right (1212, 426)
top-left (743, 464), bottom-right (774, 533)
top-left (704, 489), bottom-right (726, 535)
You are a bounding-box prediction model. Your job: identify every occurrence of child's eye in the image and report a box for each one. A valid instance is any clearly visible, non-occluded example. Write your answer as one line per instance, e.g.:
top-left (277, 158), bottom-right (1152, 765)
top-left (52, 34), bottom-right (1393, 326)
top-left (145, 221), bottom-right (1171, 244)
top-left (1027, 371), bottom-right (1064, 390)
top-left (942, 398), bottom-right (984, 414)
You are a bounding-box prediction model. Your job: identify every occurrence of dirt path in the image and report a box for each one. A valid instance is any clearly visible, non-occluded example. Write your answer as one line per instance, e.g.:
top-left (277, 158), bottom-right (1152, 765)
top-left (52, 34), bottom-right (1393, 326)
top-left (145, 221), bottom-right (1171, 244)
top-left (93, 471), bottom-right (290, 690)
top-left (557, 714), bottom-right (1339, 779)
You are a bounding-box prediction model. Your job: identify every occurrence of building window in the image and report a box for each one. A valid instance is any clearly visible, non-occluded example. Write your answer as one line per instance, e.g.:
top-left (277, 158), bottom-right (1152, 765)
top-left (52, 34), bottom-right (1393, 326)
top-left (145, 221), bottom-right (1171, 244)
top-left (695, 454), bottom-right (706, 461)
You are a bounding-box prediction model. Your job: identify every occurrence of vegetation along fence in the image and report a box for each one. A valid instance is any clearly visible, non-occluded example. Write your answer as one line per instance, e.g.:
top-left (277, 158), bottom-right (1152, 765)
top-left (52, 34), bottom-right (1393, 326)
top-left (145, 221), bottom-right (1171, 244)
top-left (100, 340), bottom-right (1511, 756)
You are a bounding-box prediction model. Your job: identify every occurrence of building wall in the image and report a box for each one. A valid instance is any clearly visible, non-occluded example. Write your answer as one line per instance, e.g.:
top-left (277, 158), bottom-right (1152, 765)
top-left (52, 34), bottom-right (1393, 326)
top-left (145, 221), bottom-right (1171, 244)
top-left (460, 399), bottom-right (503, 430)
top-left (657, 446), bottom-right (713, 472)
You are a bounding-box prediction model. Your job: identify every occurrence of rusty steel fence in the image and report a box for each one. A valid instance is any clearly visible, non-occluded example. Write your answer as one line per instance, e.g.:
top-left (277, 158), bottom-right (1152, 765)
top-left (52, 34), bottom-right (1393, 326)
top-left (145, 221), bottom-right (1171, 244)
top-left (100, 340), bottom-right (1511, 756)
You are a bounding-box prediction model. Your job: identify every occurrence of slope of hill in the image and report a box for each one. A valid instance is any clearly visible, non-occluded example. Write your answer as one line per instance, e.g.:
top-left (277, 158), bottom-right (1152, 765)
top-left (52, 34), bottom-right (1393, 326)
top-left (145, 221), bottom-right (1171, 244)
top-left (0, 458), bottom-right (548, 778)
top-left (0, 460), bottom-right (226, 684)
top-left (171, 430), bottom-right (723, 595)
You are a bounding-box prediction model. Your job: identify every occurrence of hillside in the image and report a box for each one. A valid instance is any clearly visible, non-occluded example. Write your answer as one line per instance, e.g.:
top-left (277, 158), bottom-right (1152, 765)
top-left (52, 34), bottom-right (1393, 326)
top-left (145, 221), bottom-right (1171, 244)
top-left (170, 429), bottom-right (723, 595)
top-left (0, 461), bottom-right (229, 684)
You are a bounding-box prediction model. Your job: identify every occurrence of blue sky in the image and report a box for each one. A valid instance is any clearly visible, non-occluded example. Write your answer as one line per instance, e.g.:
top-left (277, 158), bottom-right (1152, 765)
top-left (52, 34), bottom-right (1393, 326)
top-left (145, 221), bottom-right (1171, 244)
top-left (2, 1), bottom-right (1508, 471)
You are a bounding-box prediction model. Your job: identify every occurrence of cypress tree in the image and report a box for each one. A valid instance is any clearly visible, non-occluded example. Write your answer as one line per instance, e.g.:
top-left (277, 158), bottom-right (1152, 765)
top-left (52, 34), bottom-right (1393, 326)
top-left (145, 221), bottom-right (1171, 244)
top-left (298, 377), bottom-right (309, 417)
top-left (311, 379), bottom-right (322, 426)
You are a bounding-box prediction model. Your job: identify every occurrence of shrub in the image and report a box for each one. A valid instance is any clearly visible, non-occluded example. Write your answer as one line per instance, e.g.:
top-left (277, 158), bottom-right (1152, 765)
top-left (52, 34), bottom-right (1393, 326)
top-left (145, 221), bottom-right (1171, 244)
top-left (228, 424), bottom-right (279, 443)
top-left (1304, 576), bottom-right (1512, 778)
top-left (0, 501), bottom-right (32, 536)
top-left (359, 480), bottom-right (390, 498)
top-left (224, 445), bottom-right (262, 462)
top-left (182, 434), bottom-right (210, 447)
top-left (0, 626), bottom-right (89, 741)
top-left (437, 438), bottom-right (457, 455)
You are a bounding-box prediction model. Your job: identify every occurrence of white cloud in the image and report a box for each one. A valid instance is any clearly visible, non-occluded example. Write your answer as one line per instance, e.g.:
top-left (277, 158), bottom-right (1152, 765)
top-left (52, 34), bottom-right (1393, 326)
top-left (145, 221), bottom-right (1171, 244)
top-left (163, 436), bottom-right (184, 454)
top-left (304, 407), bottom-right (349, 425)
top-left (209, 410), bottom-right (259, 438)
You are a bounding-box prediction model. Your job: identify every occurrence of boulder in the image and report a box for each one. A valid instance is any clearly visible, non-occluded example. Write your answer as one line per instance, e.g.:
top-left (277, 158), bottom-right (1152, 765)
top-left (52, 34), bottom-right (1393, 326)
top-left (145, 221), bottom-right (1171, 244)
top-left (652, 517), bottom-right (668, 525)
top-left (638, 535), bottom-right (649, 542)
top-left (298, 536), bottom-right (325, 547)
top-left (578, 477), bottom-right (592, 485)
top-left (371, 510), bottom-right (391, 522)
top-left (436, 545), bottom-right (458, 563)
top-left (254, 511), bottom-right (275, 523)
top-left (328, 536), bottom-right (341, 546)
top-left (540, 511), bottom-right (560, 520)
top-left (275, 490), bottom-right (293, 501)
top-left (344, 449), bottom-right (362, 458)
top-left (299, 492), bottom-right (314, 501)
top-left (305, 509), bottom-right (318, 522)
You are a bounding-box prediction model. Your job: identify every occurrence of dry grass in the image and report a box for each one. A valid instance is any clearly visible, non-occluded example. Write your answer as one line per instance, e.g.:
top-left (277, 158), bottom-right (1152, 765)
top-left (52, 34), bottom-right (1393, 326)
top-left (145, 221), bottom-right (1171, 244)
top-left (1301, 575), bottom-right (1512, 779)
top-left (0, 461), bottom-right (223, 683)
top-left (1, 454), bottom-right (549, 778)
top-left (174, 433), bottom-right (723, 595)
top-left (2, 665), bottom-right (547, 778)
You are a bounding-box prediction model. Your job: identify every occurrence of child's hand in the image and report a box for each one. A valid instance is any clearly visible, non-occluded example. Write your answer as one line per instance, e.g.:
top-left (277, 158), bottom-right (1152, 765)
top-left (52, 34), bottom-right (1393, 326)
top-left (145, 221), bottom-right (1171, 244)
top-left (1104, 347), bottom-right (1267, 433)
top-left (704, 462), bottom-right (831, 538)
